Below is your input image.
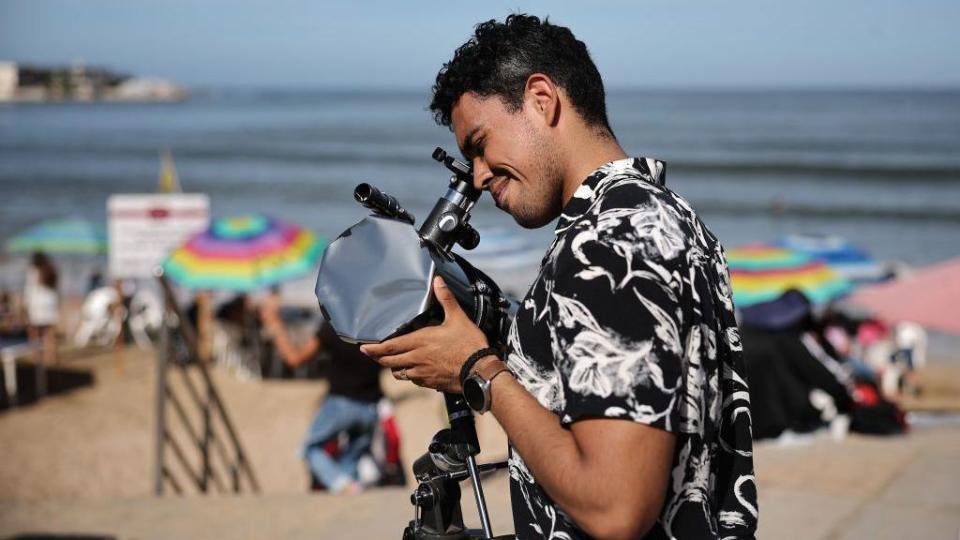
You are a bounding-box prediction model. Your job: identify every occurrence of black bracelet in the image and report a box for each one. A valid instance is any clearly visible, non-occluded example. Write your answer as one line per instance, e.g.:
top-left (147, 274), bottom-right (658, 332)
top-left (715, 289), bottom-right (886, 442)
top-left (459, 347), bottom-right (500, 386)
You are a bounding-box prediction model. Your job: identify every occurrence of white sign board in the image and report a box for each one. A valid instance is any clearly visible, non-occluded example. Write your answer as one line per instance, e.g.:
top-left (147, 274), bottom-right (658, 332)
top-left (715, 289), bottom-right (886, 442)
top-left (108, 194), bottom-right (210, 279)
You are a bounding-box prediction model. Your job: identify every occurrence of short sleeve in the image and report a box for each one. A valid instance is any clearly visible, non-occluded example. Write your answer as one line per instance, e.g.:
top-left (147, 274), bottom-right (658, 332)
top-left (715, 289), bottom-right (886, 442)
top-left (548, 225), bottom-right (687, 432)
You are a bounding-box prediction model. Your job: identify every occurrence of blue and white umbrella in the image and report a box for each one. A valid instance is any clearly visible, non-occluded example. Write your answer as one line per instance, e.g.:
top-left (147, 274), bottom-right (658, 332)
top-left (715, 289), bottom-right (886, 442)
top-left (6, 218), bottom-right (107, 255)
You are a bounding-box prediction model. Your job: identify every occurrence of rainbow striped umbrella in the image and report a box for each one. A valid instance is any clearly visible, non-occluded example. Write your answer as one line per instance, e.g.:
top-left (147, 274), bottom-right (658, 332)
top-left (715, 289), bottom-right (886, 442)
top-left (774, 234), bottom-right (887, 285)
top-left (727, 244), bottom-right (853, 307)
top-left (6, 218), bottom-right (107, 255)
top-left (163, 214), bottom-right (326, 291)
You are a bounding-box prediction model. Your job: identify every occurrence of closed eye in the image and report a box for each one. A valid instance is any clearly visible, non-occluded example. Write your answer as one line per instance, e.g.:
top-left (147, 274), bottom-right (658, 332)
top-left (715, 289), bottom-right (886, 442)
top-left (461, 126), bottom-right (483, 160)
top-left (474, 137), bottom-right (485, 157)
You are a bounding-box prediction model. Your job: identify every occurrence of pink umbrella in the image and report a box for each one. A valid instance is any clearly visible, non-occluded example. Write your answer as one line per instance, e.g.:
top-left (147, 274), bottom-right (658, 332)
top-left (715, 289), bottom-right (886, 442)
top-left (847, 257), bottom-right (960, 334)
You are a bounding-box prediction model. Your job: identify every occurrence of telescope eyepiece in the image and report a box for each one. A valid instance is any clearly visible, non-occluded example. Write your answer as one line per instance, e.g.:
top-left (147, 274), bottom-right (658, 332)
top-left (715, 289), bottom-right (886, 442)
top-left (433, 146), bottom-right (472, 181)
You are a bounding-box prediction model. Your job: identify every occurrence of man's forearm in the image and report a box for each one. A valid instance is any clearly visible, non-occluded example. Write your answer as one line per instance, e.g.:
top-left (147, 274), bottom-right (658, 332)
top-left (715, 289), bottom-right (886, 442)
top-left (488, 374), bottom-right (634, 534)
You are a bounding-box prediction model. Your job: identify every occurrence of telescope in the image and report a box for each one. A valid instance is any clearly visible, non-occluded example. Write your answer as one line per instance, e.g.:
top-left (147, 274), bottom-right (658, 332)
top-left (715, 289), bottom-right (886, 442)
top-left (315, 148), bottom-right (517, 539)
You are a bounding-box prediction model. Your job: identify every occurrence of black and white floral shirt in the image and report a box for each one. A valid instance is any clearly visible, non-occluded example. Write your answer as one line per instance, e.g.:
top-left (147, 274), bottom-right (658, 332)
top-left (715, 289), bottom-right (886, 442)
top-left (505, 158), bottom-right (757, 539)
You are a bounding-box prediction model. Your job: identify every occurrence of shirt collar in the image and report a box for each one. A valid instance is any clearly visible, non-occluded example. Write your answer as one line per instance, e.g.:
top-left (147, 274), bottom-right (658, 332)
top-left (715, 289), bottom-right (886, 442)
top-left (554, 157), bottom-right (666, 235)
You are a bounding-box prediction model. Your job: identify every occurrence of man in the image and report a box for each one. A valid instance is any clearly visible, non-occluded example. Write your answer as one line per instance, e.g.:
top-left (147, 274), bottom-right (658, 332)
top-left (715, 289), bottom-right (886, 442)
top-left (362, 14), bottom-right (757, 539)
top-left (260, 293), bottom-right (383, 495)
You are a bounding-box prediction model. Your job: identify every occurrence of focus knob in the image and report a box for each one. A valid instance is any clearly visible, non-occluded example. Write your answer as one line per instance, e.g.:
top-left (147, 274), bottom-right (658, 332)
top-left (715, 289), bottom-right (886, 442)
top-left (411, 484), bottom-right (435, 510)
top-left (457, 225), bottom-right (480, 250)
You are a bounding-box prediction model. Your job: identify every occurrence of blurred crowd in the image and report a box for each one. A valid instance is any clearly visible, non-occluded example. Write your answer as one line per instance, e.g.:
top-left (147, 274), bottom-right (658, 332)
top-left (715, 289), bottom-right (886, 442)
top-left (739, 289), bottom-right (924, 442)
top-left (0, 250), bottom-right (932, 494)
top-left (1, 254), bottom-right (407, 493)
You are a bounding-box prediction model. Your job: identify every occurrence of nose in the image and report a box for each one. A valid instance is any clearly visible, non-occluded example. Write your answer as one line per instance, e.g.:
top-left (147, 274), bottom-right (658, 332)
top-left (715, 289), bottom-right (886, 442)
top-left (472, 158), bottom-right (493, 192)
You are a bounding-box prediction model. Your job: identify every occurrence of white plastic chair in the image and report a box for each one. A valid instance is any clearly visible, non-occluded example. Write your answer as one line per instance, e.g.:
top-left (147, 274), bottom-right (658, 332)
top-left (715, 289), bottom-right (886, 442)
top-left (73, 287), bottom-right (122, 348)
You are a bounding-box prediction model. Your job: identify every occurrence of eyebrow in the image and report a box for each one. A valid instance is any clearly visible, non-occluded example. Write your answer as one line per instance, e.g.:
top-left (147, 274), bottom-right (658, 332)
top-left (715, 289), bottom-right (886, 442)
top-left (460, 125), bottom-right (483, 160)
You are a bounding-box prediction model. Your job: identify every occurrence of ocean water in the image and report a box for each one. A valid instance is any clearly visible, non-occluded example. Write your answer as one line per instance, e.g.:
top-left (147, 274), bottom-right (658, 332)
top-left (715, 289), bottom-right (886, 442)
top-left (2, 89), bottom-right (959, 283)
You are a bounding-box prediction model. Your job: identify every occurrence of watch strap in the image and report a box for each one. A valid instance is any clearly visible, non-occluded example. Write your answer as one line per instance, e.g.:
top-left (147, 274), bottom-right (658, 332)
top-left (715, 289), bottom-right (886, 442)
top-left (475, 357), bottom-right (509, 382)
top-left (459, 347), bottom-right (500, 386)
top-left (488, 366), bottom-right (513, 385)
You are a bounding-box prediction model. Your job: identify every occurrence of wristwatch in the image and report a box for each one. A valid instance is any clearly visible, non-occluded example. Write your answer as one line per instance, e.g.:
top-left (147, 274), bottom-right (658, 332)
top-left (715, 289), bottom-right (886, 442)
top-left (462, 357), bottom-right (512, 414)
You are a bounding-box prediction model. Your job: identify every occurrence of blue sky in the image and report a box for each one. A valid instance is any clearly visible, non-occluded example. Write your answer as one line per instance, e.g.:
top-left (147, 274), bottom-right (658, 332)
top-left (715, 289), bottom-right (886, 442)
top-left (1, 0), bottom-right (958, 89)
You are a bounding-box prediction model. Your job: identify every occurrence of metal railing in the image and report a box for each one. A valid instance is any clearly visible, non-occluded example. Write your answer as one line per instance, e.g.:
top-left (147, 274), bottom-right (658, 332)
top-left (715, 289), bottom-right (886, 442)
top-left (153, 273), bottom-right (260, 495)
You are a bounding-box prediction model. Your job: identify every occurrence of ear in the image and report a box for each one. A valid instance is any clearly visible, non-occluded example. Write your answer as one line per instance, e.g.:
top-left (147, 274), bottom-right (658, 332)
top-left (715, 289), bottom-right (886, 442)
top-left (524, 73), bottom-right (560, 127)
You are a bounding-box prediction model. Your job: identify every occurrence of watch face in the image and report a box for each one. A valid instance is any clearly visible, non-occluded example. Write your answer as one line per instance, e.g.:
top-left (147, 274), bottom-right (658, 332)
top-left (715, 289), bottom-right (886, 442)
top-left (463, 376), bottom-right (485, 411)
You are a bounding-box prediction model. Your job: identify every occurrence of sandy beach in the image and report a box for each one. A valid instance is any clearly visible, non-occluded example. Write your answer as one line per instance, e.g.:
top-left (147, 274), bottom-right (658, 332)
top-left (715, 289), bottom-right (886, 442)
top-left (1, 345), bottom-right (958, 539)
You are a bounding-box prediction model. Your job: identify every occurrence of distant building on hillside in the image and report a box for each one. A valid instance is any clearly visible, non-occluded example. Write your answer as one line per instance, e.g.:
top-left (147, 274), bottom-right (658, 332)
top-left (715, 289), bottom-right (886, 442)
top-left (0, 61), bottom-right (188, 103)
top-left (0, 62), bottom-right (17, 101)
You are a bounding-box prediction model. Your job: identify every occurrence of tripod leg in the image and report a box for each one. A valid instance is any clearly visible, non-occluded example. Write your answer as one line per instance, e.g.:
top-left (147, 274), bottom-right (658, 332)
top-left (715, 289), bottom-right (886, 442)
top-left (466, 455), bottom-right (493, 538)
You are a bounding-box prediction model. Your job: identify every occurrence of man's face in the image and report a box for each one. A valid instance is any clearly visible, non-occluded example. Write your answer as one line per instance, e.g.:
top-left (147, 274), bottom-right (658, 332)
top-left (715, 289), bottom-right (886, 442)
top-left (451, 93), bottom-right (564, 229)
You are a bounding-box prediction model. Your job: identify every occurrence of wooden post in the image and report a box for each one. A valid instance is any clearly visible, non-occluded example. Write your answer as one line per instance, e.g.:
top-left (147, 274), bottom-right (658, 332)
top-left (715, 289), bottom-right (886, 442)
top-left (196, 291), bottom-right (212, 363)
top-left (154, 303), bottom-right (170, 496)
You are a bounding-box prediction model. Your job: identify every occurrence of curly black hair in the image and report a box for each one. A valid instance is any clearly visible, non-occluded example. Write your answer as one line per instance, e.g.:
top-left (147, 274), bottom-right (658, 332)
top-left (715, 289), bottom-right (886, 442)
top-left (429, 14), bottom-right (612, 135)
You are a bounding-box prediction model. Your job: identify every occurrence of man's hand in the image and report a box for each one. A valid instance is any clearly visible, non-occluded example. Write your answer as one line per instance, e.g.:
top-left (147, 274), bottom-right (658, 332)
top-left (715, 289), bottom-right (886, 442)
top-left (360, 277), bottom-right (489, 392)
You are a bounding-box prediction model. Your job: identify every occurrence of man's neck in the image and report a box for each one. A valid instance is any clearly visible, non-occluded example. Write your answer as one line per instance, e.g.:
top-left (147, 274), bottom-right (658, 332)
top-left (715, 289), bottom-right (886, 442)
top-left (559, 134), bottom-right (629, 207)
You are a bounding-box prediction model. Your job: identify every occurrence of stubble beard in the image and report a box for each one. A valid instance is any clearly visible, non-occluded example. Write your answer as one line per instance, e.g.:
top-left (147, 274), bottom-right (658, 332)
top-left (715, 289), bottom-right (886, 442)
top-left (510, 132), bottom-right (565, 229)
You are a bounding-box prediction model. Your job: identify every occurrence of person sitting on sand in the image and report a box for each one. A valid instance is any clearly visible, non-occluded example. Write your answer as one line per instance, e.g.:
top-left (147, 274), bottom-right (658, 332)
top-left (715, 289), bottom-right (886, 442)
top-left (259, 293), bottom-right (384, 495)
